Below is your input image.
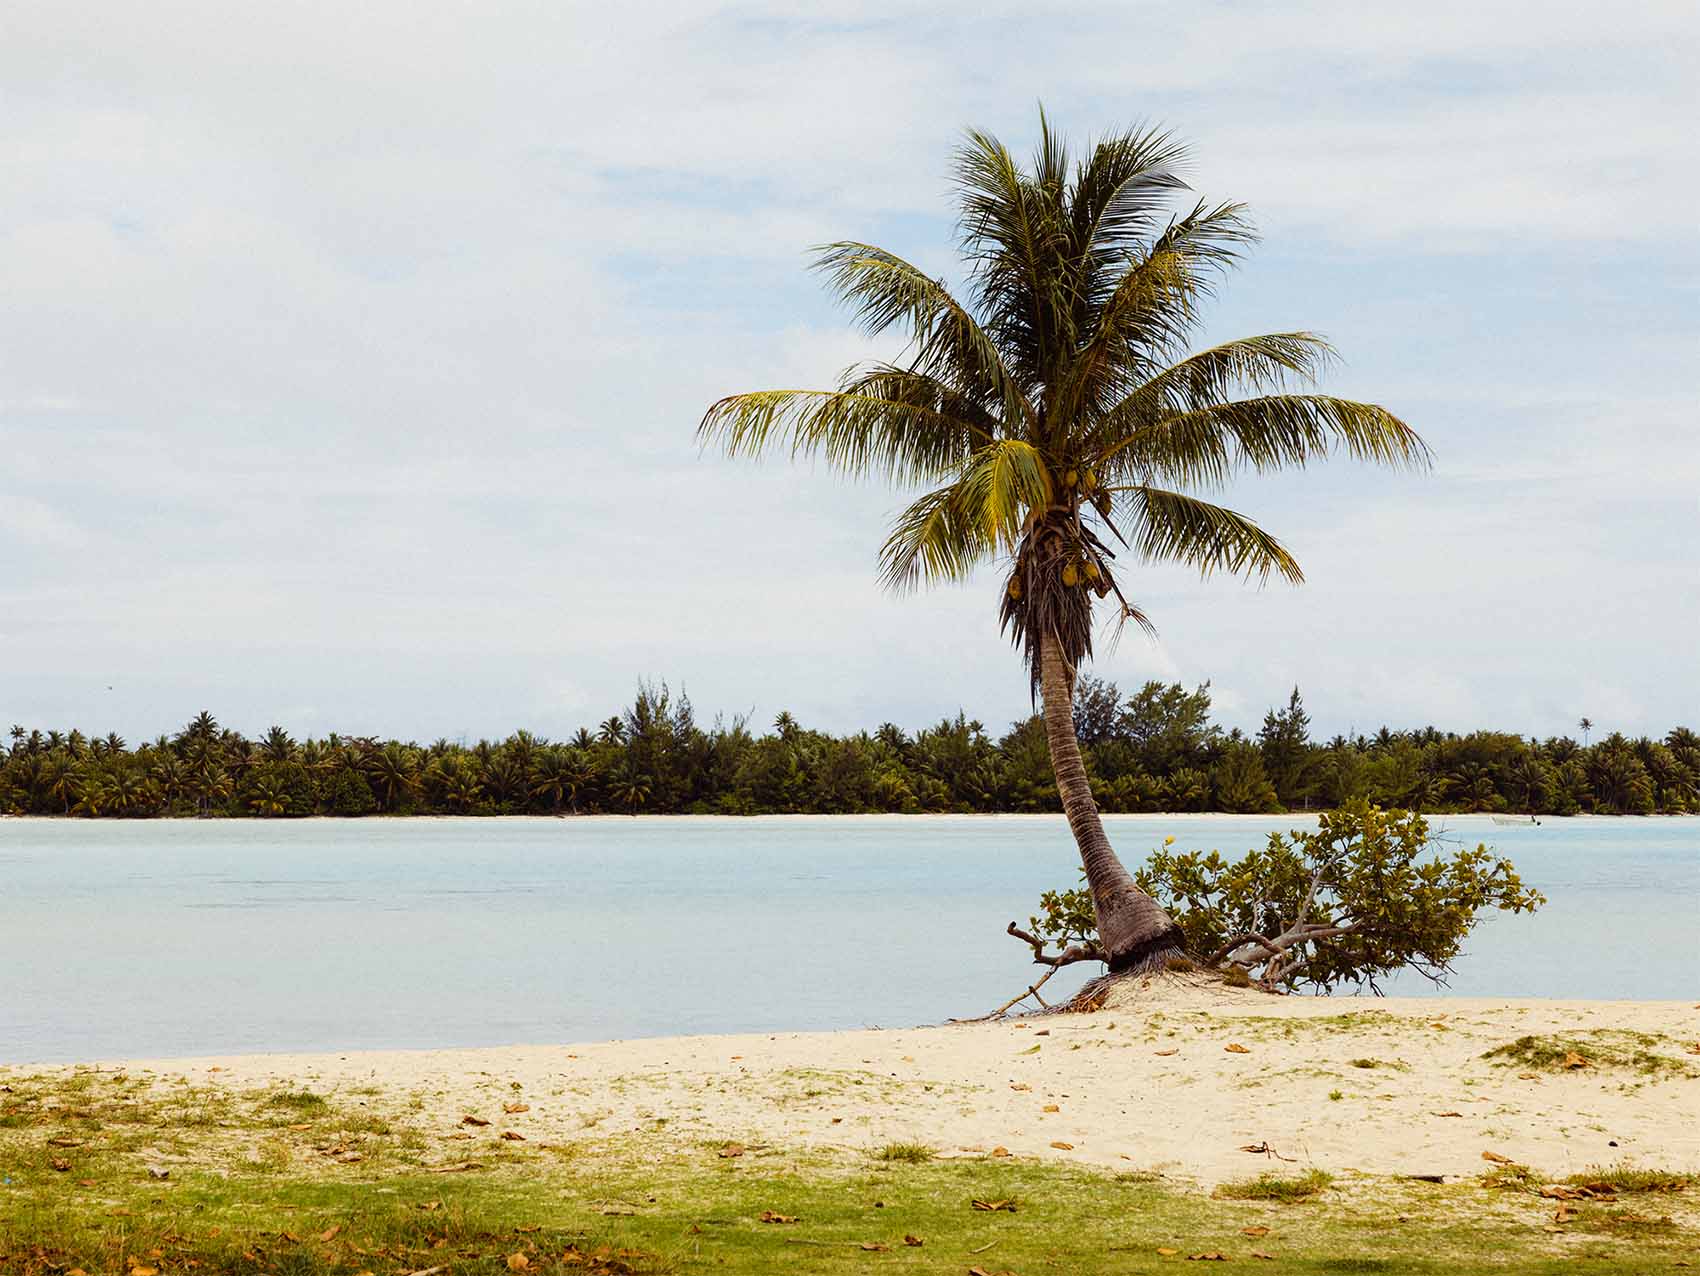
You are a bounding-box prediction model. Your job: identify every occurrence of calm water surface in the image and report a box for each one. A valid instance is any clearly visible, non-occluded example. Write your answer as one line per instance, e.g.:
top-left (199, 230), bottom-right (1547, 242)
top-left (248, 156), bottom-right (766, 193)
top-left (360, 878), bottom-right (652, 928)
top-left (2, 814), bottom-right (1694, 1063)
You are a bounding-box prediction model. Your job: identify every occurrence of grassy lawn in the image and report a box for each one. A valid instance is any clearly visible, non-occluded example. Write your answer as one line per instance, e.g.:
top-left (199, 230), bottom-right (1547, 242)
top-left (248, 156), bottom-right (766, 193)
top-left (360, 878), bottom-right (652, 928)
top-left (3, 1068), bottom-right (1695, 1275)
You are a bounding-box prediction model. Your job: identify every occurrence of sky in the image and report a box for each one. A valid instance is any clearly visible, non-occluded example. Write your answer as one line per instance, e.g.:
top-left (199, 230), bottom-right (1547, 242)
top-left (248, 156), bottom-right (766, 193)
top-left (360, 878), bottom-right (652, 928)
top-left (3, 0), bottom-right (1697, 746)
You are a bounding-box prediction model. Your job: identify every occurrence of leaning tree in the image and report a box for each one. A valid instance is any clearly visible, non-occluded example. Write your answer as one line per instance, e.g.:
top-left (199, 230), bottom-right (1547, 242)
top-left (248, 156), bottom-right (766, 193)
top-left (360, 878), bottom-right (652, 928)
top-left (700, 112), bottom-right (1428, 975)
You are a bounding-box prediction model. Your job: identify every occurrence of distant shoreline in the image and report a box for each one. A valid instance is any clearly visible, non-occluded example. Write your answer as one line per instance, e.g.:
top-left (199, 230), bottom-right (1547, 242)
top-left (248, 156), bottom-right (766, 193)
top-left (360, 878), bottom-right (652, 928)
top-left (2, 809), bottom-right (1693, 823)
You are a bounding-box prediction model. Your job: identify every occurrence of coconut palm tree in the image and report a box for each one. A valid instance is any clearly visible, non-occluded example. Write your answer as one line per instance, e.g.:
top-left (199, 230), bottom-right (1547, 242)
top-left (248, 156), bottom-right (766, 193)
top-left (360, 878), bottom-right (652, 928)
top-left (700, 113), bottom-right (1427, 973)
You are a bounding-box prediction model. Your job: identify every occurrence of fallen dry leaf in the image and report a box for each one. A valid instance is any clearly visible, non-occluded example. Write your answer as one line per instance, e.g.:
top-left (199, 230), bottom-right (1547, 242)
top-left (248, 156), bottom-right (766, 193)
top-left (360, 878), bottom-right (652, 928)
top-left (1154, 1048), bottom-right (1179, 1056)
top-left (318, 1226), bottom-right (341, 1243)
top-left (1517, 1072), bottom-right (1538, 1079)
top-left (1188, 1254), bottom-right (1228, 1262)
top-left (971, 1199), bottom-right (1017, 1212)
top-left (1156, 1248), bottom-right (1179, 1256)
top-left (903, 1235), bottom-right (922, 1246)
top-left (461, 1115), bottom-right (490, 1127)
top-left (1017, 1044), bottom-right (1041, 1055)
top-left (506, 1254), bottom-right (530, 1271)
top-left (503, 1102), bottom-right (530, 1114)
top-left (1561, 1052), bottom-right (1589, 1070)
top-left (1224, 1043), bottom-right (1250, 1054)
top-left (1481, 1150), bottom-right (1516, 1164)
top-left (425, 1161), bottom-right (484, 1174)
top-left (1242, 1225), bottom-right (1271, 1236)
top-left (1432, 1111), bottom-right (1464, 1118)
top-left (1250, 1250), bottom-right (1275, 1260)
top-left (51, 1158), bottom-right (71, 1172)
top-left (1042, 1104), bottom-right (1060, 1113)
top-left (858, 1242), bottom-right (888, 1252)
top-left (989, 1146), bottom-right (1010, 1158)
top-left (47, 1137), bottom-right (84, 1148)
top-left (1050, 1141), bottom-right (1074, 1150)
top-left (501, 1131), bottom-right (527, 1141)
top-left (1009, 1082), bottom-right (1032, 1091)
top-left (1553, 1202), bottom-right (1577, 1225)
top-left (757, 1211), bottom-right (797, 1225)
top-left (718, 1143), bottom-right (744, 1158)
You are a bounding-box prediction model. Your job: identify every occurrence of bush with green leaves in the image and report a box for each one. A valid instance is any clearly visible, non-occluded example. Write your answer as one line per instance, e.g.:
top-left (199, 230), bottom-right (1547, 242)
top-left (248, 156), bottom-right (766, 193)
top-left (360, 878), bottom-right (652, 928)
top-left (1022, 800), bottom-right (1544, 991)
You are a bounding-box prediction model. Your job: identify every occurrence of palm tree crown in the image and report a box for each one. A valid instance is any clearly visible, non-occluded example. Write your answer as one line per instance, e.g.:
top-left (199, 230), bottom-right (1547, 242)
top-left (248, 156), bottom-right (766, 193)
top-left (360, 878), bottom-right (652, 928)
top-left (701, 112), bottom-right (1428, 685)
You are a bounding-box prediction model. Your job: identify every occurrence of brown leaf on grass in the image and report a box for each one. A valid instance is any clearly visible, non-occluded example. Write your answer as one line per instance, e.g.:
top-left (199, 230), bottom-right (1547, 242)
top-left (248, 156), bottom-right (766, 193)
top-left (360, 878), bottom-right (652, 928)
top-left (501, 1131), bottom-right (527, 1141)
top-left (47, 1137), bottom-right (84, 1147)
top-left (1156, 1248), bottom-right (1179, 1256)
top-left (1224, 1043), bottom-right (1250, 1054)
top-left (506, 1253), bottom-right (531, 1271)
top-left (1561, 1052), bottom-right (1589, 1070)
top-left (1242, 1225), bottom-right (1271, 1236)
top-left (857, 1242), bottom-right (889, 1251)
top-left (503, 1102), bottom-right (530, 1114)
top-left (718, 1143), bottom-right (744, 1158)
top-left (1481, 1151), bottom-right (1516, 1164)
top-left (971, 1199), bottom-right (1017, 1212)
top-left (425, 1161), bottom-right (484, 1173)
top-left (461, 1115), bottom-right (491, 1127)
top-left (51, 1158), bottom-right (71, 1172)
top-left (417, 1201), bottom-right (443, 1211)
top-left (127, 1266), bottom-right (158, 1276)
top-left (1188, 1254), bottom-right (1228, 1262)
top-left (903, 1235), bottom-right (923, 1246)
top-left (402, 1267), bottom-right (445, 1276)
top-left (1250, 1250), bottom-right (1276, 1260)
top-left (1050, 1140), bottom-right (1074, 1150)
top-left (514, 1225), bottom-right (542, 1234)
top-left (757, 1211), bottom-right (797, 1224)
top-left (318, 1225), bottom-right (342, 1243)
top-left (1553, 1202), bottom-right (1577, 1225)
top-left (1540, 1185), bottom-right (1583, 1200)
top-left (990, 1146), bottom-right (1010, 1158)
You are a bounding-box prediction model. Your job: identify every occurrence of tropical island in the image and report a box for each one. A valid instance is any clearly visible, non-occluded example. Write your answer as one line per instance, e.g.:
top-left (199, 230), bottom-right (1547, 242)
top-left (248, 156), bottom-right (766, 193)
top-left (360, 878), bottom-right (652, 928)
top-left (5, 691), bottom-right (1694, 819)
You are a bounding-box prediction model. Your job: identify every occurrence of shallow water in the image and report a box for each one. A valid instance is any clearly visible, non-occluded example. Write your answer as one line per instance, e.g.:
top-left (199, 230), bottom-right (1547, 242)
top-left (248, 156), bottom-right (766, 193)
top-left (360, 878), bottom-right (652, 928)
top-left (1, 814), bottom-right (1693, 1063)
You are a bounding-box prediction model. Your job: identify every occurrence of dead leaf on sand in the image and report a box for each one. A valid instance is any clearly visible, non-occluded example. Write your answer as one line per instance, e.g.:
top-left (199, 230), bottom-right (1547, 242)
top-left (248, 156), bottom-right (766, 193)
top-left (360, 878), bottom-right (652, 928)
top-left (718, 1143), bottom-right (744, 1159)
top-left (1481, 1151), bottom-right (1516, 1164)
top-left (500, 1131), bottom-right (526, 1141)
top-left (1042, 1104), bottom-right (1060, 1113)
top-left (1009, 1082), bottom-right (1032, 1091)
top-left (1224, 1043), bottom-right (1250, 1054)
top-left (503, 1102), bottom-right (530, 1114)
top-left (461, 1115), bottom-right (491, 1127)
top-left (1431, 1111), bottom-right (1464, 1118)
top-left (1050, 1141), bottom-right (1074, 1150)
top-left (990, 1146), bottom-right (1010, 1158)
top-left (1561, 1052), bottom-right (1589, 1070)
top-left (1154, 1048), bottom-right (1179, 1056)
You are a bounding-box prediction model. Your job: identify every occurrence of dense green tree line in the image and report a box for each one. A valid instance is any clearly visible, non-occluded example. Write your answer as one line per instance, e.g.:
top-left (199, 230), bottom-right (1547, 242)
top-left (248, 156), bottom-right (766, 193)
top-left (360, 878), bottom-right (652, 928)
top-left (3, 682), bottom-right (1695, 819)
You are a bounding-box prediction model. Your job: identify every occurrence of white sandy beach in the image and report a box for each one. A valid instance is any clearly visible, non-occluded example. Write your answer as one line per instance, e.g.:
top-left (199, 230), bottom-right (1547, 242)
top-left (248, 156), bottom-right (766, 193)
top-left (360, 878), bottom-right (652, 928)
top-left (33, 982), bottom-right (1698, 1187)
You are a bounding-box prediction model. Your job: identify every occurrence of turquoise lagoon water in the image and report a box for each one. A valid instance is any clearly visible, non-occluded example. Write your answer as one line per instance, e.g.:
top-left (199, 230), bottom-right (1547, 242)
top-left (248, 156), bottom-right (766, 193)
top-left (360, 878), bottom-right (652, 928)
top-left (1, 814), bottom-right (1694, 1063)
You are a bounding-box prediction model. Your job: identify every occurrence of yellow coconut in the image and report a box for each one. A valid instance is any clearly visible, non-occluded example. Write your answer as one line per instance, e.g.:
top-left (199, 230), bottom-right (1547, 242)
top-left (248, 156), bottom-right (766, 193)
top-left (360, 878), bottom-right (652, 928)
top-left (1085, 561), bottom-right (1101, 581)
top-left (1061, 563), bottom-right (1079, 587)
top-left (1064, 469), bottom-right (1079, 487)
top-left (1007, 579), bottom-right (1022, 600)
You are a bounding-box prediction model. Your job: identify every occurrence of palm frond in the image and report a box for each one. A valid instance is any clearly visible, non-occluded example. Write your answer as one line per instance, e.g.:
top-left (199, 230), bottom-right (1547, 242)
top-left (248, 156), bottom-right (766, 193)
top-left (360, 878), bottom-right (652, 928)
top-left (697, 387), bottom-right (984, 484)
top-left (955, 439), bottom-right (1054, 549)
top-left (1095, 393), bottom-right (1430, 488)
top-left (810, 242), bottom-right (1031, 427)
top-left (1113, 485), bottom-right (1304, 584)
top-left (877, 481), bottom-right (994, 592)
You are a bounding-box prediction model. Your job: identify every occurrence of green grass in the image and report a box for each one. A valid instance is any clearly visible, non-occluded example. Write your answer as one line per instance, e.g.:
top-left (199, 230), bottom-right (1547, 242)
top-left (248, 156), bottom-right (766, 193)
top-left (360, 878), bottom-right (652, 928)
top-left (1564, 1162), bottom-right (1693, 1194)
top-left (261, 1089), bottom-right (332, 1113)
top-left (871, 1142), bottom-right (932, 1164)
top-left (6, 1069), bottom-right (1700, 1274)
top-left (1214, 1168), bottom-right (1334, 1202)
top-left (1480, 1031), bottom-right (1693, 1075)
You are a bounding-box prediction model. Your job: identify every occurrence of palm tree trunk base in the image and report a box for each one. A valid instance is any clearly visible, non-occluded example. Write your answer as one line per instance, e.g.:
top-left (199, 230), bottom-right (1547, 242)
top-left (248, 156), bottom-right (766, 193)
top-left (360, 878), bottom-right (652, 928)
top-left (1103, 927), bottom-right (1187, 975)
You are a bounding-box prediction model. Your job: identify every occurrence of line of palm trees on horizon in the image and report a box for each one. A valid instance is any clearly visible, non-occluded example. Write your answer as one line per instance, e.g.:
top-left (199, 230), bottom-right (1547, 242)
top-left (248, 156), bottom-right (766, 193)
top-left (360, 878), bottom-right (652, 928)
top-left (5, 685), bottom-right (1694, 821)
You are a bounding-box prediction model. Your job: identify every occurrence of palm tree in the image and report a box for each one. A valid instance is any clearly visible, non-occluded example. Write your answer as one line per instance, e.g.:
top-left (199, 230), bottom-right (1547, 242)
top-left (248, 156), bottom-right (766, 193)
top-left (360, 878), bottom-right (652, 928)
top-left (701, 113), bottom-right (1427, 973)
top-left (1578, 717), bottom-right (1593, 747)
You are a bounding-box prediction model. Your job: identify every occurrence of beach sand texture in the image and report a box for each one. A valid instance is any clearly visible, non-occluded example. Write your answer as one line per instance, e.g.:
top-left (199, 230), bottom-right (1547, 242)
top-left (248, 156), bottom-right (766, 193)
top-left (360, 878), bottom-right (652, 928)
top-left (25, 983), bottom-right (1699, 1187)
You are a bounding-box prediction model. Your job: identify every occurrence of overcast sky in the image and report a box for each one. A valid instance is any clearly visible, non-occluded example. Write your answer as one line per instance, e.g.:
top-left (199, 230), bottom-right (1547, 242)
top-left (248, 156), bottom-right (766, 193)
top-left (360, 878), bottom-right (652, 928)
top-left (4, 1), bottom-right (1696, 746)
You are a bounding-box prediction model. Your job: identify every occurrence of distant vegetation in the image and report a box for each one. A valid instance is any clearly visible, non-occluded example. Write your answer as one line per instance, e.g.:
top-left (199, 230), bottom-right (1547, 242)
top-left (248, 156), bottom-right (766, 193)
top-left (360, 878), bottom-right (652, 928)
top-left (3, 680), bottom-right (1694, 818)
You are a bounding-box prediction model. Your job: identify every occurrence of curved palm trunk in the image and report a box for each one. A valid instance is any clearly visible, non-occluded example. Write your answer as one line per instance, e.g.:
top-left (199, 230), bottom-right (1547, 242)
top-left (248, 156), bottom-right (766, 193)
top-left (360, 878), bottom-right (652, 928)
top-left (1039, 631), bottom-right (1185, 973)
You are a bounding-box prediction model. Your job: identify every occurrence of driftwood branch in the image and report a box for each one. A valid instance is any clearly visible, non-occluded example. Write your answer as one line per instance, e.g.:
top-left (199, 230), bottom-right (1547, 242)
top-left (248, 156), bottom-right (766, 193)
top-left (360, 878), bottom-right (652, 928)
top-left (1006, 921), bottom-right (1104, 968)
